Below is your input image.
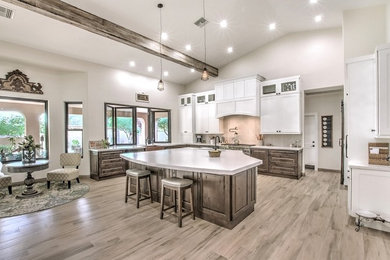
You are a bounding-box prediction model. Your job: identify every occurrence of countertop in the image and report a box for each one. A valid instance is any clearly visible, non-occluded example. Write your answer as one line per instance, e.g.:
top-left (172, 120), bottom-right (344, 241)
top-left (349, 163), bottom-right (390, 171)
top-left (89, 145), bottom-right (146, 152)
top-left (121, 147), bottom-right (262, 175)
top-left (251, 145), bottom-right (303, 151)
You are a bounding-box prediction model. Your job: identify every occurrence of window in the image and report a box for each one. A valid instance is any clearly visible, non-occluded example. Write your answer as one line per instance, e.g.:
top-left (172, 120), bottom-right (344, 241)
top-left (0, 97), bottom-right (48, 162)
top-left (65, 102), bottom-right (83, 155)
top-left (105, 103), bottom-right (170, 145)
top-left (151, 110), bottom-right (170, 143)
top-left (105, 104), bottom-right (135, 145)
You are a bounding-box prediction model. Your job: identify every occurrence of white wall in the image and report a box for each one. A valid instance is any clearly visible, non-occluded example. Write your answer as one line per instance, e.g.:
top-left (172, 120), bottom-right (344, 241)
top-left (343, 5), bottom-right (387, 60)
top-left (305, 91), bottom-right (343, 171)
top-left (0, 41), bottom-right (183, 181)
top-left (185, 27), bottom-right (343, 93)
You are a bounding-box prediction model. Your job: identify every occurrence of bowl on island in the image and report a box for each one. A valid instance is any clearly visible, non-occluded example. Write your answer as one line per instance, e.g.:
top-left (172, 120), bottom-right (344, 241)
top-left (208, 149), bottom-right (221, 157)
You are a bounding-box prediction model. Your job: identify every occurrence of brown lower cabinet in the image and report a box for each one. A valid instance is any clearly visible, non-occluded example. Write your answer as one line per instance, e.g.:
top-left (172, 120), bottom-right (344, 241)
top-left (90, 148), bottom-right (145, 180)
top-left (251, 148), bottom-right (302, 179)
top-left (128, 161), bottom-right (257, 229)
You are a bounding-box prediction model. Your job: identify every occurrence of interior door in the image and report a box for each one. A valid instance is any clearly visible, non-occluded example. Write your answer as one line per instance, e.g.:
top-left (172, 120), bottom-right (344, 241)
top-left (304, 114), bottom-right (318, 170)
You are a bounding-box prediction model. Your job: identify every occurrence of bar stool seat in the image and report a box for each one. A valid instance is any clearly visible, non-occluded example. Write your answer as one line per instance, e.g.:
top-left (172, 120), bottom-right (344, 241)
top-left (160, 177), bottom-right (195, 227)
top-left (161, 177), bottom-right (192, 188)
top-left (125, 168), bottom-right (153, 208)
top-left (126, 169), bottom-right (150, 177)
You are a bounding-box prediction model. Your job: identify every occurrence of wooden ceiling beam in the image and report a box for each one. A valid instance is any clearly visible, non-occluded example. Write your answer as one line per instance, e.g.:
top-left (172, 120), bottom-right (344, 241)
top-left (3, 0), bottom-right (218, 77)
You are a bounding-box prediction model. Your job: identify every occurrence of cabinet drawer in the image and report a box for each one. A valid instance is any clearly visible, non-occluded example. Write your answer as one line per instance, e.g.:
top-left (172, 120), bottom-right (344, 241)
top-left (101, 167), bottom-right (125, 177)
top-left (101, 158), bottom-right (123, 164)
top-left (269, 150), bottom-right (297, 159)
top-left (99, 151), bottom-right (123, 160)
top-left (269, 165), bottom-right (297, 176)
top-left (269, 157), bottom-right (296, 166)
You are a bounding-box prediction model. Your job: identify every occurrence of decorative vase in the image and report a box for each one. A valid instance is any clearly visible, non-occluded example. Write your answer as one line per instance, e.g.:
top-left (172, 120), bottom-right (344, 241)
top-left (22, 148), bottom-right (36, 164)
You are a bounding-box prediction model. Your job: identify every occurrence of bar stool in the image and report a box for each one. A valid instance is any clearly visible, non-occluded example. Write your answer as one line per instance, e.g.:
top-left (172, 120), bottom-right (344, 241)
top-left (125, 168), bottom-right (153, 208)
top-left (160, 177), bottom-right (195, 227)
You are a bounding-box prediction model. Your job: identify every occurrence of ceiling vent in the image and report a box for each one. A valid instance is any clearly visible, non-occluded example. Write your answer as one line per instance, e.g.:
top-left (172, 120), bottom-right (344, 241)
top-left (0, 5), bottom-right (14, 19)
top-left (194, 17), bottom-right (208, 28)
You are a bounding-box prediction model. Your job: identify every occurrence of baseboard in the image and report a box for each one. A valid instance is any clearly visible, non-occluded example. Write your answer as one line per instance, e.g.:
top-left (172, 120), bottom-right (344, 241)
top-left (318, 168), bottom-right (341, 173)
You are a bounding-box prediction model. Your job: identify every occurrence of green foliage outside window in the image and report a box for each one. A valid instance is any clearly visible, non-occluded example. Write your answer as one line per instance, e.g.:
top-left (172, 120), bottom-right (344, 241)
top-left (0, 112), bottom-right (25, 137)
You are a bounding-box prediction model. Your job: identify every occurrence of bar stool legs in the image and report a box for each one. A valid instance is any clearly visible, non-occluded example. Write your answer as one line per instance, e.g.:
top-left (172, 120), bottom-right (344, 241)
top-left (125, 170), bottom-right (153, 208)
top-left (160, 178), bottom-right (195, 228)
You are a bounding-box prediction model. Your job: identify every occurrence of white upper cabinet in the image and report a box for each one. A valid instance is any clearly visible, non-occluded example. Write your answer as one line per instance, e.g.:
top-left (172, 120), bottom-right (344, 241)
top-left (195, 91), bottom-right (220, 134)
top-left (178, 94), bottom-right (195, 143)
top-left (214, 75), bottom-right (264, 118)
top-left (260, 76), bottom-right (301, 134)
top-left (179, 93), bottom-right (194, 107)
top-left (260, 94), bottom-right (301, 134)
top-left (377, 46), bottom-right (390, 137)
top-left (261, 75), bottom-right (300, 97)
top-left (345, 55), bottom-right (377, 167)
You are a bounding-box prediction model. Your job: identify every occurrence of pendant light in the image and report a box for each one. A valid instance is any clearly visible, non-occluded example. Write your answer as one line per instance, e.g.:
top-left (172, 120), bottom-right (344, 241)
top-left (157, 3), bottom-right (165, 91)
top-left (201, 0), bottom-right (209, 81)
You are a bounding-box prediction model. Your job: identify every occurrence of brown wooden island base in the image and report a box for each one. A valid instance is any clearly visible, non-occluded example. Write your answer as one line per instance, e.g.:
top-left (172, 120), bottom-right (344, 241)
top-left (128, 162), bottom-right (257, 229)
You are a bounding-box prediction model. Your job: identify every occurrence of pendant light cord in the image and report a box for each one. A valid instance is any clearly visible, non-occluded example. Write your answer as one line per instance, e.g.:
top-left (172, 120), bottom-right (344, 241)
top-left (159, 6), bottom-right (163, 80)
top-left (203, 0), bottom-right (207, 67)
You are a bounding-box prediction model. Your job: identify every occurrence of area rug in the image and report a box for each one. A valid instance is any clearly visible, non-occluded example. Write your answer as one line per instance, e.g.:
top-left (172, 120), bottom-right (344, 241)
top-left (0, 182), bottom-right (89, 218)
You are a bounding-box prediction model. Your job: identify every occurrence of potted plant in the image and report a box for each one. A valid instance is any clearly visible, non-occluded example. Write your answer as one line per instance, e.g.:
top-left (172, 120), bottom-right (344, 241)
top-left (101, 138), bottom-right (110, 149)
top-left (18, 135), bottom-right (40, 163)
top-left (71, 139), bottom-right (80, 150)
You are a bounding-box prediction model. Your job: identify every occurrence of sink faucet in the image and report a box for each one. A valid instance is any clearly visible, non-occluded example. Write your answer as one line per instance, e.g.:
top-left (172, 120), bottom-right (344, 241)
top-left (212, 136), bottom-right (221, 150)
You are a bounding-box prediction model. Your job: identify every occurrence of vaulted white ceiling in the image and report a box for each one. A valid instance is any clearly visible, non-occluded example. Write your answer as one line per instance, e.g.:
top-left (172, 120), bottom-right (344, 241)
top-left (0, 0), bottom-right (389, 85)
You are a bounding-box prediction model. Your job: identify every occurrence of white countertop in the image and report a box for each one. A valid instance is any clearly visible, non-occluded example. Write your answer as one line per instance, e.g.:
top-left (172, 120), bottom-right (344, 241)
top-left (121, 148), bottom-right (262, 175)
top-left (89, 145), bottom-right (145, 152)
top-left (251, 145), bottom-right (303, 151)
top-left (349, 163), bottom-right (390, 171)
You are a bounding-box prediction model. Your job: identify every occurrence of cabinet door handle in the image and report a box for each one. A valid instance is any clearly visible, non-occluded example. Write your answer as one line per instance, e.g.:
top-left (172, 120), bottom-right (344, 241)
top-left (371, 129), bottom-right (376, 132)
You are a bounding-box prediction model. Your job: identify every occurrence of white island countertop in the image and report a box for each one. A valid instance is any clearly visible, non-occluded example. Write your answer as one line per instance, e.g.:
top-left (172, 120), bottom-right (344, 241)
top-left (121, 148), bottom-right (262, 175)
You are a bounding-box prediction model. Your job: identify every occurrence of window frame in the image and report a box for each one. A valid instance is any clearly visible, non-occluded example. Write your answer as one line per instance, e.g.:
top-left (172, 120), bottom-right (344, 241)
top-left (104, 102), bottom-right (171, 146)
top-left (65, 101), bottom-right (83, 157)
top-left (150, 109), bottom-right (171, 143)
top-left (0, 95), bottom-right (49, 162)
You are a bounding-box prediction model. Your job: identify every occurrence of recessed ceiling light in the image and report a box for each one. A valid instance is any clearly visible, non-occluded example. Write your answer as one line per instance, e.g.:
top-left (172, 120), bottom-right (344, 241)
top-left (185, 44), bottom-right (192, 51)
top-left (129, 61), bottom-right (135, 67)
top-left (227, 47), bottom-right (233, 53)
top-left (190, 68), bottom-right (195, 73)
top-left (314, 15), bottom-right (322, 23)
top-left (220, 20), bottom-right (228, 28)
top-left (161, 32), bottom-right (168, 40)
top-left (163, 71), bottom-right (169, 77)
top-left (310, 0), bottom-right (318, 4)
top-left (147, 66), bottom-right (153, 72)
top-left (269, 23), bottom-right (276, 31)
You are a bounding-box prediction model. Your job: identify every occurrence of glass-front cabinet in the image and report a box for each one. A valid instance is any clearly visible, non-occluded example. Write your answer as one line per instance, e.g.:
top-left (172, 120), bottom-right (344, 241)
top-left (179, 94), bottom-right (194, 106)
top-left (261, 76), bottom-right (300, 96)
top-left (196, 90), bottom-right (216, 104)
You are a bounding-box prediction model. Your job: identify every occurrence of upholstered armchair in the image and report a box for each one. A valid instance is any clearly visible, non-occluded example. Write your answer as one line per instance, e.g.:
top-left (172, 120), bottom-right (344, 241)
top-left (0, 161), bottom-right (12, 194)
top-left (47, 153), bottom-right (81, 189)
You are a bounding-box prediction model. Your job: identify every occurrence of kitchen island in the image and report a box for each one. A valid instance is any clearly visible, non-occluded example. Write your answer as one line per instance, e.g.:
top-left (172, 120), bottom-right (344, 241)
top-left (121, 148), bottom-right (262, 229)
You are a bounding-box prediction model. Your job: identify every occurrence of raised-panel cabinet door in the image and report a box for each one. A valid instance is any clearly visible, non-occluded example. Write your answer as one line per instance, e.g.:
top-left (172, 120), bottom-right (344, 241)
top-left (215, 84), bottom-right (224, 101)
top-left (346, 57), bottom-right (376, 165)
top-left (280, 94), bottom-right (301, 133)
top-left (180, 105), bottom-right (193, 133)
top-left (208, 103), bottom-right (220, 133)
top-left (260, 96), bottom-right (279, 133)
top-left (196, 104), bottom-right (209, 133)
top-left (244, 79), bottom-right (257, 97)
top-left (378, 48), bottom-right (390, 137)
top-left (233, 80), bottom-right (245, 99)
top-left (223, 82), bottom-right (234, 100)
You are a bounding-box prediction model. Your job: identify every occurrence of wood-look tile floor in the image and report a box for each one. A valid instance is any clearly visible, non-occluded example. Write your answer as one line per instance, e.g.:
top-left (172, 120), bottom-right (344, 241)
top-left (1, 170), bottom-right (389, 260)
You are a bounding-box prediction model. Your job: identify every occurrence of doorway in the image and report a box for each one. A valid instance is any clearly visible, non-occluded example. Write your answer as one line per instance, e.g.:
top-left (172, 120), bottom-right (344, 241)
top-left (304, 113), bottom-right (318, 170)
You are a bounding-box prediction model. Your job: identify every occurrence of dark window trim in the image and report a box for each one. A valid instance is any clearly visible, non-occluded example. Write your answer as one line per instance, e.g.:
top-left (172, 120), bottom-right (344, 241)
top-left (150, 109), bottom-right (171, 144)
top-left (65, 102), bottom-right (83, 157)
top-left (0, 95), bottom-right (49, 162)
top-left (104, 102), bottom-right (171, 146)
